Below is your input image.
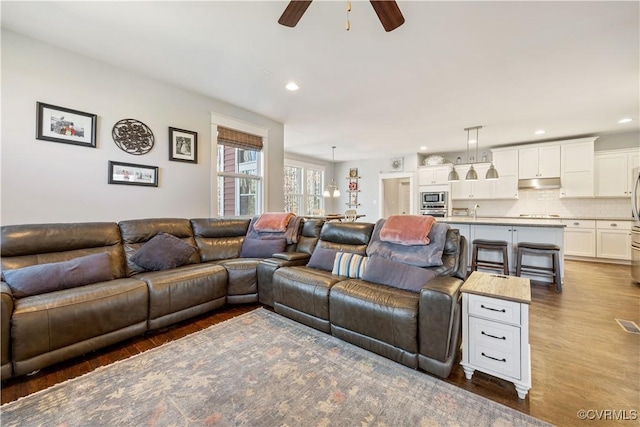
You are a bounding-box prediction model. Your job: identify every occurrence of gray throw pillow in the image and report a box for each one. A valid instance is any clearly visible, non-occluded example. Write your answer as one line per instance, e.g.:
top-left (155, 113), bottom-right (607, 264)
top-left (362, 254), bottom-right (436, 293)
top-left (2, 252), bottom-right (114, 298)
top-left (239, 238), bottom-right (287, 258)
top-left (307, 246), bottom-right (338, 271)
top-left (131, 232), bottom-right (197, 271)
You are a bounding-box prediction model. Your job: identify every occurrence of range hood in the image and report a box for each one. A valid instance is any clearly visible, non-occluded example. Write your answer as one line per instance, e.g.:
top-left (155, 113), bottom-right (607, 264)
top-left (518, 177), bottom-right (561, 190)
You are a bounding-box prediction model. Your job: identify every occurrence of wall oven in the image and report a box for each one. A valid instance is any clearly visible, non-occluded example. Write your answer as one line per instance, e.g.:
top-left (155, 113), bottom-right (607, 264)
top-left (420, 191), bottom-right (448, 217)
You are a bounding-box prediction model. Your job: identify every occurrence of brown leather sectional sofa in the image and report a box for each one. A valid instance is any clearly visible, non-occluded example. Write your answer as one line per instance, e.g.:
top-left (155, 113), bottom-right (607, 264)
top-left (1, 216), bottom-right (466, 381)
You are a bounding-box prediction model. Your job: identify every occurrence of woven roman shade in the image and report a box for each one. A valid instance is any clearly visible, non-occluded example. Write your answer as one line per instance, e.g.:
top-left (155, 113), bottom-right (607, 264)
top-left (217, 126), bottom-right (263, 151)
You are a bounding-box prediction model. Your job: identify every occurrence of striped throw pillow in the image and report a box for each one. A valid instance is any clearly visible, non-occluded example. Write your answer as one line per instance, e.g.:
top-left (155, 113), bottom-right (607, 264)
top-left (332, 252), bottom-right (368, 279)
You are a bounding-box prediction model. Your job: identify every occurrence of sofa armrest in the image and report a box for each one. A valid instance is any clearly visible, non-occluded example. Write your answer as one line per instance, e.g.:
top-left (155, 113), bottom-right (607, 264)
top-left (257, 256), bottom-right (310, 307)
top-left (272, 252), bottom-right (311, 262)
top-left (418, 276), bottom-right (463, 363)
top-left (1, 281), bottom-right (14, 379)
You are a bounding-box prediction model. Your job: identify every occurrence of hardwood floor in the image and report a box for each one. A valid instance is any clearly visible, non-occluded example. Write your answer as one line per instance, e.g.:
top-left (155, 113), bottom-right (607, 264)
top-left (2, 261), bottom-right (639, 425)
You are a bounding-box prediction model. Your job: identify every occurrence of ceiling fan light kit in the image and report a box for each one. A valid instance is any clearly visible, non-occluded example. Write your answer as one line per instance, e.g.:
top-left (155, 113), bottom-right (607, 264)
top-left (279, 0), bottom-right (405, 32)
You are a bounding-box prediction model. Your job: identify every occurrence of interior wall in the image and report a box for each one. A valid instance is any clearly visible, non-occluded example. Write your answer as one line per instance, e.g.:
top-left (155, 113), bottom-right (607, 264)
top-left (1, 30), bottom-right (285, 225)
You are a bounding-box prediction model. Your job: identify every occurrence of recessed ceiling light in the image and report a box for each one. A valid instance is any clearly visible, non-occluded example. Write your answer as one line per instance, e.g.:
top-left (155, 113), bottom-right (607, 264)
top-left (420, 146), bottom-right (427, 151)
top-left (534, 129), bottom-right (546, 135)
top-left (285, 82), bottom-right (299, 91)
top-left (618, 118), bottom-right (633, 124)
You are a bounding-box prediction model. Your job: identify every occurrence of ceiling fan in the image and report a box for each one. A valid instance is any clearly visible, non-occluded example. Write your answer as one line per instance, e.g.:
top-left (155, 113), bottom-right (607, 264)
top-left (278, 0), bottom-right (405, 32)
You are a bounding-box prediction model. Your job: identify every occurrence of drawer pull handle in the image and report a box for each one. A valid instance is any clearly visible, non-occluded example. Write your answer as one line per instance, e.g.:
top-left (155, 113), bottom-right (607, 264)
top-left (482, 352), bottom-right (506, 362)
top-left (610, 223), bottom-right (617, 227)
top-left (481, 331), bottom-right (506, 340)
top-left (573, 222), bottom-right (579, 225)
top-left (480, 304), bottom-right (506, 313)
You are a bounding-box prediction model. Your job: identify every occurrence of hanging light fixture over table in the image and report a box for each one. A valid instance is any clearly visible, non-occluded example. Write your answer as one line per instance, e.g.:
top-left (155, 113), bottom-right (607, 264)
top-left (448, 125), bottom-right (499, 182)
top-left (323, 146), bottom-right (341, 198)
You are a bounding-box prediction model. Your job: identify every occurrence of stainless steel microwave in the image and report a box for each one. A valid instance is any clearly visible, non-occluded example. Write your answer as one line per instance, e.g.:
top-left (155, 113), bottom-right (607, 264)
top-left (421, 191), bottom-right (447, 210)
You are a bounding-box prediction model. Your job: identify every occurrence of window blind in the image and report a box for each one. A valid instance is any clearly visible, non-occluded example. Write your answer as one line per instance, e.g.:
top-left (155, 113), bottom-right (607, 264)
top-left (217, 126), bottom-right (263, 151)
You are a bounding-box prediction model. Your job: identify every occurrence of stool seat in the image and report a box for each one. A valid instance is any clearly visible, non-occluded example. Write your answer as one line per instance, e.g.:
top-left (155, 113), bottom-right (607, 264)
top-left (471, 239), bottom-right (509, 275)
top-left (517, 242), bottom-right (560, 251)
top-left (472, 239), bottom-right (509, 247)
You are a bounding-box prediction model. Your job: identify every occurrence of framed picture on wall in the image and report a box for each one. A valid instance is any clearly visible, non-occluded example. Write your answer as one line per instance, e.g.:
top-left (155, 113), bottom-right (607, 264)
top-left (108, 161), bottom-right (158, 187)
top-left (36, 102), bottom-right (97, 148)
top-left (169, 127), bottom-right (197, 163)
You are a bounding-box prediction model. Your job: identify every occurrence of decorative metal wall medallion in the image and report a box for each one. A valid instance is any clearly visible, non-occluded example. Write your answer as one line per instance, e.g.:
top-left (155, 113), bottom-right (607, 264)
top-left (112, 118), bottom-right (155, 155)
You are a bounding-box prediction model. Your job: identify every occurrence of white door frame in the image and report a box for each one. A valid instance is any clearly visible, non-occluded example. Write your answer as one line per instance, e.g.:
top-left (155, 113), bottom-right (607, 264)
top-left (378, 172), bottom-right (416, 218)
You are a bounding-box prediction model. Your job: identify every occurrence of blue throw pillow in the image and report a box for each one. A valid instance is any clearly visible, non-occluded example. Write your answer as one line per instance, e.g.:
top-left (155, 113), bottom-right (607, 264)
top-left (3, 252), bottom-right (114, 298)
top-left (362, 255), bottom-right (436, 293)
top-left (332, 252), bottom-right (368, 279)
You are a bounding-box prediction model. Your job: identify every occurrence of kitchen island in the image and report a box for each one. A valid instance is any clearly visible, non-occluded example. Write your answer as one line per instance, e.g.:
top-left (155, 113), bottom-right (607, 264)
top-left (440, 216), bottom-right (565, 284)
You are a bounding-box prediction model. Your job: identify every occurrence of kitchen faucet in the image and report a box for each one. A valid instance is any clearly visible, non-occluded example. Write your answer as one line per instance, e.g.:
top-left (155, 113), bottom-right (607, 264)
top-left (473, 204), bottom-right (480, 220)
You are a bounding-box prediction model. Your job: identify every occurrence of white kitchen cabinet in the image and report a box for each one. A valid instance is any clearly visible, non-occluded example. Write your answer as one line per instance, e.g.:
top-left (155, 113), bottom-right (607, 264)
top-left (560, 139), bottom-right (595, 198)
top-left (562, 219), bottom-right (596, 257)
top-left (492, 149), bottom-right (519, 199)
top-left (451, 163), bottom-right (494, 200)
top-left (518, 145), bottom-right (560, 179)
top-left (596, 220), bottom-right (632, 260)
top-left (418, 165), bottom-right (452, 186)
top-left (595, 149), bottom-right (640, 197)
top-left (471, 225), bottom-right (564, 282)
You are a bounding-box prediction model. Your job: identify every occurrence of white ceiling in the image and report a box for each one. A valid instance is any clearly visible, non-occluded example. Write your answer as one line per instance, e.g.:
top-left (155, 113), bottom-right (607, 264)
top-left (2, 1), bottom-right (638, 161)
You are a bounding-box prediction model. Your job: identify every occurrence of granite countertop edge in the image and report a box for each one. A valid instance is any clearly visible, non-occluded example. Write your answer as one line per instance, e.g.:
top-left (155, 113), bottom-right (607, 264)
top-left (440, 216), bottom-right (635, 228)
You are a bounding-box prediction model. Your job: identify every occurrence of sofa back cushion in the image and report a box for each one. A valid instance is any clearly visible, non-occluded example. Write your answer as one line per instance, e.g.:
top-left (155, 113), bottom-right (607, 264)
top-left (119, 218), bottom-right (199, 276)
top-left (362, 254), bottom-right (437, 293)
top-left (307, 222), bottom-right (375, 271)
top-left (3, 253), bottom-right (114, 298)
top-left (190, 218), bottom-right (250, 262)
top-left (295, 218), bottom-right (323, 255)
top-left (1, 222), bottom-right (126, 279)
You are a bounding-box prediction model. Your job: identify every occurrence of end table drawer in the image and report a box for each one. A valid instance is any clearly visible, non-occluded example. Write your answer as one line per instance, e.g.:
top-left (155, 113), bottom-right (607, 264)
top-left (468, 294), bottom-right (521, 325)
top-left (470, 342), bottom-right (521, 379)
top-left (470, 317), bottom-right (520, 353)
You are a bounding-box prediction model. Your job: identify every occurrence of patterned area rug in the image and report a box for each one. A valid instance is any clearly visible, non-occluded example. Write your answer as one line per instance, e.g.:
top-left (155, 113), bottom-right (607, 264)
top-left (1, 308), bottom-right (551, 426)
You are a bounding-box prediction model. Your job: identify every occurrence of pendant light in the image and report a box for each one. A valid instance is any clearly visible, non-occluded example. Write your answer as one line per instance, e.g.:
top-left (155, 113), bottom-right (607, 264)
top-left (323, 146), bottom-right (341, 198)
top-left (464, 126), bottom-right (479, 181)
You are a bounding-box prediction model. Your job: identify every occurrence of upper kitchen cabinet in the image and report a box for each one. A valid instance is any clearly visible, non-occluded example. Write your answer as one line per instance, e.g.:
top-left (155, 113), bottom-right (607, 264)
top-left (560, 138), bottom-right (596, 198)
top-left (451, 163), bottom-right (495, 199)
top-left (418, 164), bottom-right (452, 186)
top-left (595, 148), bottom-right (640, 197)
top-left (518, 145), bottom-right (560, 179)
top-left (491, 148), bottom-right (519, 199)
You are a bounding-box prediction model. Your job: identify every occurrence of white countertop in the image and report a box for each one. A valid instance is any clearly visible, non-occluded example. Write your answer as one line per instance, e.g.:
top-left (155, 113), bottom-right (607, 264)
top-left (440, 216), bottom-right (565, 228)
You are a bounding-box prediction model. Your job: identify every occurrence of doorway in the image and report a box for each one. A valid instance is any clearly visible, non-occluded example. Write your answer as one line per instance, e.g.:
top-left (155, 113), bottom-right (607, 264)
top-left (379, 172), bottom-right (415, 218)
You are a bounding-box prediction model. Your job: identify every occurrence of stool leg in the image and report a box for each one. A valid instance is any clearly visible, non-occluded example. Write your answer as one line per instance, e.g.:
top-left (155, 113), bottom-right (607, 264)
top-left (472, 244), bottom-right (479, 272)
top-left (502, 246), bottom-right (509, 275)
top-left (553, 252), bottom-right (562, 293)
top-left (515, 247), bottom-right (522, 277)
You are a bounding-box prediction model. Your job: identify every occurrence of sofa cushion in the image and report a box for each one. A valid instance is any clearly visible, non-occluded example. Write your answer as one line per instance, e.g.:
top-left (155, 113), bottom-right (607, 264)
top-left (332, 252), bottom-right (368, 279)
top-left (379, 215), bottom-right (436, 246)
top-left (239, 238), bottom-right (287, 258)
top-left (131, 232), bottom-right (197, 271)
top-left (2, 252), bottom-right (114, 298)
top-left (362, 254), bottom-right (436, 293)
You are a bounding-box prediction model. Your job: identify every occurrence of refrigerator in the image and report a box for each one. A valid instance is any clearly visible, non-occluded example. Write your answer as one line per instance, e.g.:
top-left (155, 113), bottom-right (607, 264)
top-left (632, 167), bottom-right (640, 282)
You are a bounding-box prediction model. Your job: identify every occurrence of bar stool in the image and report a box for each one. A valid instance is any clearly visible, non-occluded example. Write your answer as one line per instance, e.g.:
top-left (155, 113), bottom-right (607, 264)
top-left (471, 239), bottom-right (509, 275)
top-left (516, 242), bottom-right (562, 292)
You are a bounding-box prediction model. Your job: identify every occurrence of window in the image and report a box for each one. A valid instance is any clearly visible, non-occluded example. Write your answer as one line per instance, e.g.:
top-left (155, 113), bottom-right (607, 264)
top-left (216, 125), bottom-right (263, 217)
top-left (284, 160), bottom-right (325, 215)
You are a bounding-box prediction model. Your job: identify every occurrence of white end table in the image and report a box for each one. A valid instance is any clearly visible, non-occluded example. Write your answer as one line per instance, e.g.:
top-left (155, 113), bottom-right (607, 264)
top-left (460, 271), bottom-right (532, 399)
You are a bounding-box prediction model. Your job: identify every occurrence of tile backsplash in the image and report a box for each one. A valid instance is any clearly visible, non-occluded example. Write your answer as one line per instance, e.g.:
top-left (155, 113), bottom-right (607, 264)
top-left (453, 189), bottom-right (632, 219)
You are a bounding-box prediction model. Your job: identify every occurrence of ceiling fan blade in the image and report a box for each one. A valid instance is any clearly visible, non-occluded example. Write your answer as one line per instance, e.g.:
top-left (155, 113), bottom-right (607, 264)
top-left (369, 0), bottom-right (405, 32)
top-left (278, 0), bottom-right (313, 28)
